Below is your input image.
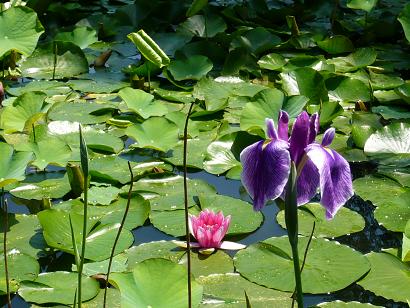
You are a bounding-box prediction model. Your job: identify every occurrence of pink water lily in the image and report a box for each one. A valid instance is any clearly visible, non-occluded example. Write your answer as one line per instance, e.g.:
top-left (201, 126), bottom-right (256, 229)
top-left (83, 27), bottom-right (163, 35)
top-left (174, 209), bottom-right (245, 254)
top-left (240, 110), bottom-right (353, 219)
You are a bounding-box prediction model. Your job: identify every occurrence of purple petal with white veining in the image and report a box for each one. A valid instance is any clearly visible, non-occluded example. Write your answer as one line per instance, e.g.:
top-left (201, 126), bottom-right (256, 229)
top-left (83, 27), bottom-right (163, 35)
top-left (305, 144), bottom-right (354, 219)
top-left (266, 118), bottom-right (278, 140)
top-left (240, 139), bottom-right (291, 211)
top-left (278, 111), bottom-right (289, 141)
top-left (296, 158), bottom-right (320, 205)
top-left (308, 113), bottom-right (319, 143)
top-left (289, 111), bottom-right (310, 164)
top-left (322, 128), bottom-right (335, 147)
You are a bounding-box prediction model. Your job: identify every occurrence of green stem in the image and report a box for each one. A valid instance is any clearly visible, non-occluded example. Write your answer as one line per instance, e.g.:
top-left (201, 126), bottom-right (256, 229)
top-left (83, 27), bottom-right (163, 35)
top-left (183, 102), bottom-right (195, 308)
top-left (290, 242), bottom-right (303, 308)
top-left (2, 188), bottom-right (12, 308)
top-left (103, 162), bottom-right (134, 308)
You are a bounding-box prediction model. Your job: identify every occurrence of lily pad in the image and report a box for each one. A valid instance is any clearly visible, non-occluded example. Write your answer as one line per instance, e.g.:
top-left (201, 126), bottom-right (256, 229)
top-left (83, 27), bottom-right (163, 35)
top-left (276, 203), bottom-right (365, 238)
top-left (0, 6), bottom-right (44, 58)
top-left (347, 0), bottom-right (377, 12)
top-left (353, 175), bottom-right (407, 207)
top-left (374, 191), bottom-right (410, 232)
top-left (87, 185), bottom-right (121, 205)
top-left (204, 138), bottom-right (241, 176)
top-left (0, 91), bottom-right (47, 133)
top-left (118, 87), bottom-right (168, 119)
top-left (317, 35), bottom-right (354, 54)
top-left (54, 26), bottom-right (98, 49)
top-left (364, 123), bottom-right (410, 166)
top-left (10, 175), bottom-right (71, 200)
top-left (0, 251), bottom-right (39, 294)
top-left (20, 41), bottom-right (89, 79)
top-left (130, 175), bottom-right (216, 211)
top-left (234, 236), bottom-right (370, 293)
top-left (109, 258), bottom-right (203, 308)
top-left (168, 55), bottom-right (213, 81)
top-left (327, 77), bottom-right (370, 103)
top-left (198, 273), bottom-right (292, 307)
top-left (178, 14), bottom-right (226, 38)
top-left (351, 112), bottom-right (382, 148)
top-left (398, 3), bottom-right (410, 43)
top-left (357, 252), bottom-right (410, 303)
top-left (0, 143), bottom-right (32, 188)
top-left (184, 250), bottom-right (234, 278)
top-left (126, 117), bottom-right (179, 152)
top-left (0, 213), bottom-right (46, 258)
top-left (18, 271), bottom-right (99, 305)
top-left (38, 209), bottom-right (134, 261)
top-left (73, 254), bottom-right (128, 276)
top-left (316, 301), bottom-right (382, 307)
top-left (124, 241), bottom-right (185, 270)
top-left (257, 53), bottom-right (287, 71)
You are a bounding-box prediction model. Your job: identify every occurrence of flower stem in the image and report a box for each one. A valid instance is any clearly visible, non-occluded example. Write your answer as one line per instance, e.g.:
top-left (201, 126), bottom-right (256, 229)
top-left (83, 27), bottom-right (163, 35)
top-left (183, 102), bottom-right (195, 308)
top-left (2, 188), bottom-right (12, 308)
top-left (103, 161), bottom-right (134, 308)
top-left (290, 241), bottom-right (303, 308)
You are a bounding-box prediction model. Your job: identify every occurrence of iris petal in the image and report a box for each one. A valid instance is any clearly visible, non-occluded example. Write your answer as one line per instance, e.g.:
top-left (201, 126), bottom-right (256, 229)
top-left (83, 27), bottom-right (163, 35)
top-left (240, 139), bottom-right (291, 211)
top-left (278, 111), bottom-right (289, 141)
top-left (289, 111), bottom-right (310, 164)
top-left (305, 144), bottom-right (354, 219)
top-left (296, 158), bottom-right (320, 205)
top-left (321, 128), bottom-right (335, 147)
top-left (266, 118), bottom-right (278, 140)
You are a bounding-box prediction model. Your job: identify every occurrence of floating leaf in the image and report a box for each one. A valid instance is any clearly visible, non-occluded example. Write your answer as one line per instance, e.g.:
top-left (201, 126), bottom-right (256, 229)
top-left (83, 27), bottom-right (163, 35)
top-left (168, 55), bottom-right (213, 81)
top-left (234, 236), bottom-right (370, 293)
top-left (38, 209), bottom-right (134, 261)
top-left (87, 185), bottom-right (121, 205)
top-left (374, 191), bottom-right (410, 232)
top-left (257, 53), bottom-right (286, 70)
top-left (110, 258), bottom-right (203, 308)
top-left (0, 251), bottom-right (39, 294)
top-left (19, 271), bottom-right (99, 305)
top-left (276, 203), bottom-right (365, 238)
top-left (347, 0), bottom-right (377, 12)
top-left (204, 138), bottom-right (241, 175)
top-left (119, 87), bottom-right (168, 119)
top-left (317, 35), bottom-right (354, 54)
top-left (179, 14), bottom-right (226, 38)
top-left (198, 273), bottom-right (292, 307)
top-left (10, 175), bottom-right (71, 200)
top-left (54, 26), bottom-right (98, 49)
top-left (358, 252), bottom-right (410, 303)
top-left (316, 301), bottom-right (383, 307)
top-left (20, 41), bottom-right (89, 79)
top-left (0, 143), bottom-right (32, 188)
top-left (327, 77), bottom-right (370, 103)
top-left (0, 6), bottom-right (44, 58)
top-left (351, 112), bottom-right (382, 148)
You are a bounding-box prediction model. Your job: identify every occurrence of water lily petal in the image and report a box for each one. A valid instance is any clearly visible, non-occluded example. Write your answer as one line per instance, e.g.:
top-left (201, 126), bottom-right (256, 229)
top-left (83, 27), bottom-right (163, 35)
top-left (305, 144), bottom-right (354, 219)
top-left (240, 139), bottom-right (291, 211)
top-left (296, 158), bottom-right (320, 205)
top-left (278, 111), bottom-right (289, 141)
top-left (321, 128), bottom-right (335, 147)
top-left (219, 241), bottom-right (246, 250)
top-left (289, 111), bottom-right (310, 164)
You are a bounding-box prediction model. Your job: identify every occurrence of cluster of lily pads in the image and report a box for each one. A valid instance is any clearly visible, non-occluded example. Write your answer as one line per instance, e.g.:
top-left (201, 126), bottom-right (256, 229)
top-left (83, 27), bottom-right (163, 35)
top-left (1, 0), bottom-right (410, 307)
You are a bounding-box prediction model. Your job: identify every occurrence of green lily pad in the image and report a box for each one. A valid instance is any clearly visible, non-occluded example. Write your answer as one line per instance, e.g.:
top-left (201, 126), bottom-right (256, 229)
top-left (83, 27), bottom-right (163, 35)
top-left (0, 251), bottom-right (39, 294)
top-left (280, 67), bottom-right (328, 103)
top-left (374, 191), bottom-right (410, 232)
top-left (10, 175), bottom-right (71, 200)
top-left (0, 213), bottom-right (46, 258)
top-left (204, 138), bottom-right (241, 176)
top-left (234, 236), bottom-right (370, 293)
top-left (20, 41), bottom-right (89, 79)
top-left (328, 48), bottom-right (377, 73)
top-left (126, 117), bottom-right (179, 152)
top-left (6, 80), bottom-right (71, 97)
top-left (357, 252), bottom-right (410, 303)
top-left (372, 105), bottom-right (410, 120)
top-left (18, 271), bottom-right (99, 305)
top-left (0, 142), bottom-right (32, 188)
top-left (124, 241), bottom-right (185, 270)
top-left (54, 26), bottom-right (98, 49)
top-left (316, 301), bottom-right (383, 307)
top-left (168, 55), bottom-right (213, 81)
top-left (240, 88), bottom-right (284, 136)
top-left (351, 112), bottom-right (382, 148)
top-left (130, 175), bottom-right (216, 211)
top-left (184, 250), bottom-right (234, 278)
top-left (257, 53), bottom-right (287, 71)
top-left (327, 77), bottom-right (370, 103)
top-left (47, 100), bottom-right (116, 124)
top-left (369, 71), bottom-right (404, 90)
top-left (231, 27), bottom-right (281, 55)
top-left (198, 273), bottom-right (292, 307)
top-left (73, 254), bottom-right (128, 276)
top-left (0, 91), bottom-right (47, 133)
top-left (276, 203), bottom-right (365, 238)
top-left (109, 258), bottom-right (203, 308)
top-left (364, 122), bottom-right (410, 166)
top-left (89, 156), bottom-right (171, 184)
top-left (178, 14), bottom-right (226, 38)
top-left (317, 35), bottom-right (354, 54)
top-left (118, 87), bottom-right (168, 119)
top-left (353, 175), bottom-right (407, 207)
top-left (38, 209), bottom-right (134, 261)
top-left (151, 194), bottom-right (263, 237)
top-left (396, 82), bottom-right (410, 103)
top-left (82, 288), bottom-right (121, 308)
top-left (398, 3), bottom-right (410, 43)
top-left (347, 0), bottom-right (377, 12)
top-left (0, 6), bottom-right (44, 58)
top-left (87, 185), bottom-right (121, 205)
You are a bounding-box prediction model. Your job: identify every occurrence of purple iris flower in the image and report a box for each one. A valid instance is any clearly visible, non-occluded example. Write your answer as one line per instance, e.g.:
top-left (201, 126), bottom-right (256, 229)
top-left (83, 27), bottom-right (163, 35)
top-left (240, 110), bottom-right (353, 219)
